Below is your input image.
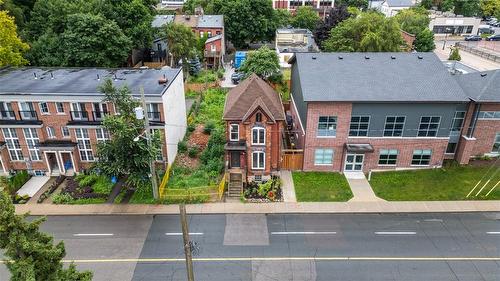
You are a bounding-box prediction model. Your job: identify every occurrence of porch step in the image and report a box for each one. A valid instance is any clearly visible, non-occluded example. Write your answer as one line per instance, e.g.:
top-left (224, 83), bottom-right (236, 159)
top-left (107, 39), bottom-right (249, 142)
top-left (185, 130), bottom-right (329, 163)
top-left (227, 172), bottom-right (244, 198)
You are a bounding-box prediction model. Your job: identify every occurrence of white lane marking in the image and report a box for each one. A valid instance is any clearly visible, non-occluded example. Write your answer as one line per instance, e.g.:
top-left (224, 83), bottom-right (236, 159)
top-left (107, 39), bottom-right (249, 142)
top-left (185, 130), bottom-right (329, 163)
top-left (73, 233), bottom-right (114, 237)
top-left (165, 232), bottom-right (204, 236)
top-left (423, 219), bottom-right (443, 222)
top-left (271, 231), bottom-right (337, 235)
top-left (486, 232), bottom-right (500, 235)
top-left (375, 232), bottom-right (416, 235)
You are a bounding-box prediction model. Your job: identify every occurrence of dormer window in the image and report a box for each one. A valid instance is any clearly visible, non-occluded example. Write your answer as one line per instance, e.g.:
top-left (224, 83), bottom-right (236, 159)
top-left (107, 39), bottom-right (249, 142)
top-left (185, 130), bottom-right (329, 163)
top-left (230, 124), bottom-right (239, 141)
top-left (255, 112), bottom-right (262, 122)
top-left (252, 127), bottom-right (265, 145)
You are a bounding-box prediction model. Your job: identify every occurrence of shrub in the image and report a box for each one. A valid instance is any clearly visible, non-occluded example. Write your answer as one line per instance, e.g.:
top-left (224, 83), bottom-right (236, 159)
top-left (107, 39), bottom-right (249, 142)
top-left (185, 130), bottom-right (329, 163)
top-left (216, 68), bottom-right (224, 79)
top-left (203, 121), bottom-right (215, 134)
top-left (77, 174), bottom-right (99, 187)
top-left (8, 171), bottom-right (30, 194)
top-left (188, 146), bottom-right (199, 158)
top-left (187, 123), bottom-right (196, 133)
top-left (12, 194), bottom-right (30, 204)
top-left (52, 193), bottom-right (73, 204)
top-left (178, 140), bottom-right (188, 153)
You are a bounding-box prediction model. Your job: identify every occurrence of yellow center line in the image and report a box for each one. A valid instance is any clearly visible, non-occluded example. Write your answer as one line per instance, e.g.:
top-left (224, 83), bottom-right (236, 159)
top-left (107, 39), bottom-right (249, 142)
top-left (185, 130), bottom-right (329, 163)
top-left (2, 256), bottom-right (500, 264)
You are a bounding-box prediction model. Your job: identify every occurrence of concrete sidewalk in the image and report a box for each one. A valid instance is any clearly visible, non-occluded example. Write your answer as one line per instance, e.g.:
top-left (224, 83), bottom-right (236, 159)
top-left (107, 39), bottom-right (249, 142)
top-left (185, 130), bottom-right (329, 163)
top-left (15, 200), bottom-right (500, 216)
top-left (344, 172), bottom-right (383, 202)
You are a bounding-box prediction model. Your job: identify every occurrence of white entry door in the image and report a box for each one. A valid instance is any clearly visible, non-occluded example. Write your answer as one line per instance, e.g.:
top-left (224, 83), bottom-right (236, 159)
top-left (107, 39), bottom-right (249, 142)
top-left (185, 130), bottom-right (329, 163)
top-left (345, 153), bottom-right (364, 171)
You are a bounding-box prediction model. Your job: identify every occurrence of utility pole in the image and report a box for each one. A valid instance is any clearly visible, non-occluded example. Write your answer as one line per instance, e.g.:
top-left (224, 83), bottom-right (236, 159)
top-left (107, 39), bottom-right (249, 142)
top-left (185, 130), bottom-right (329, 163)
top-left (180, 204), bottom-right (195, 281)
top-left (140, 87), bottom-right (159, 200)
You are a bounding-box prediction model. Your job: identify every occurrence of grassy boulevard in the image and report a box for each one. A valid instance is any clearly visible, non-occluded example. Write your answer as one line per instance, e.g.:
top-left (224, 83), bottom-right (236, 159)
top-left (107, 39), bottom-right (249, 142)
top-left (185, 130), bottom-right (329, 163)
top-left (292, 171), bottom-right (353, 202)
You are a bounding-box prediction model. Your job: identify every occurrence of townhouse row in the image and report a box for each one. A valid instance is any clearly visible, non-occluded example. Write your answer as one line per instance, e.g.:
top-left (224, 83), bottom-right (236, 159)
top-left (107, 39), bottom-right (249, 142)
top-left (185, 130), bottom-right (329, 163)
top-left (0, 67), bottom-right (187, 176)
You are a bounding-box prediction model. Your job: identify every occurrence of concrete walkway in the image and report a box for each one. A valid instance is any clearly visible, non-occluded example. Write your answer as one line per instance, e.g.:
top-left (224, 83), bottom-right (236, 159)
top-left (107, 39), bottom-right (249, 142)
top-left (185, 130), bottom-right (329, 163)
top-left (14, 200), bottom-right (500, 215)
top-left (344, 172), bottom-right (383, 202)
top-left (279, 170), bottom-right (297, 202)
top-left (16, 176), bottom-right (50, 197)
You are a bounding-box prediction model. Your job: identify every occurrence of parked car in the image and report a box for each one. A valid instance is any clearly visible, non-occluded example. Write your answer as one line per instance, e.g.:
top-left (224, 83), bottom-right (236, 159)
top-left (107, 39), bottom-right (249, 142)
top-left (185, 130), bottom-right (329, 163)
top-left (464, 35), bottom-right (482, 41)
top-left (231, 72), bottom-right (245, 84)
top-left (486, 34), bottom-right (500, 41)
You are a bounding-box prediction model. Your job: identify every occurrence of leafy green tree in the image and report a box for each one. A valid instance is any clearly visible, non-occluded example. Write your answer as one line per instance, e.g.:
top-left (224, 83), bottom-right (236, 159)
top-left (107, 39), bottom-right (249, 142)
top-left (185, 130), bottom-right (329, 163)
top-left (323, 12), bottom-right (404, 52)
top-left (480, 0), bottom-right (500, 16)
top-left (274, 8), bottom-right (292, 28)
top-left (449, 47), bottom-right (461, 61)
top-left (394, 7), bottom-right (430, 35)
top-left (454, 0), bottom-right (481, 16)
top-left (291, 6), bottom-right (320, 31)
top-left (314, 5), bottom-right (351, 50)
top-left (95, 80), bottom-right (161, 188)
top-left (164, 22), bottom-right (197, 67)
top-left (0, 5), bottom-right (29, 66)
top-left (61, 13), bottom-right (132, 67)
top-left (414, 28), bottom-right (435, 51)
top-left (336, 0), bottom-right (368, 9)
top-left (0, 191), bottom-right (92, 281)
top-left (240, 46), bottom-right (280, 81)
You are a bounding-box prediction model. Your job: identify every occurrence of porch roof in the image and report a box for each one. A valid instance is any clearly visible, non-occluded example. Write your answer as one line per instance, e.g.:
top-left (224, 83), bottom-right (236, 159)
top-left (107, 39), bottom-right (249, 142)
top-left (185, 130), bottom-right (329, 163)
top-left (38, 140), bottom-right (77, 150)
top-left (224, 141), bottom-right (246, 151)
top-left (345, 143), bottom-right (374, 153)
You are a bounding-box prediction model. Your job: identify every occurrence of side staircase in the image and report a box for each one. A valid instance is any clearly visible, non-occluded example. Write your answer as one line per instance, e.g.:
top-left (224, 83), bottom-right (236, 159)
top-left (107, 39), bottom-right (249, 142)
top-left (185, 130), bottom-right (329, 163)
top-left (227, 172), bottom-right (243, 198)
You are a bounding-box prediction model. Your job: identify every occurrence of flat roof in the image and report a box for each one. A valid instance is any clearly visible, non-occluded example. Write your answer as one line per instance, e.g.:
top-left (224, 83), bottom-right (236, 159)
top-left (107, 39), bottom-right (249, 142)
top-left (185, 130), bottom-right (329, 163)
top-left (0, 67), bottom-right (182, 97)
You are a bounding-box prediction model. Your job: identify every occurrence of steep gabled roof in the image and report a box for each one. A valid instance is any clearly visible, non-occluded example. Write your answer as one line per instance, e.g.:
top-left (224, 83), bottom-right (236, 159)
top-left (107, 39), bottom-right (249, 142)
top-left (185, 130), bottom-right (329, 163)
top-left (454, 70), bottom-right (500, 102)
top-left (223, 74), bottom-right (285, 121)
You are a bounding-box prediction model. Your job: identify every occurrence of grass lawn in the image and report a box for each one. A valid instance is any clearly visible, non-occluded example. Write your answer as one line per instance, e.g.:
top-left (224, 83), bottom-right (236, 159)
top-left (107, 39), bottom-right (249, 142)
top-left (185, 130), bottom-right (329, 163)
top-left (292, 172), bottom-right (353, 202)
top-left (370, 165), bottom-right (500, 201)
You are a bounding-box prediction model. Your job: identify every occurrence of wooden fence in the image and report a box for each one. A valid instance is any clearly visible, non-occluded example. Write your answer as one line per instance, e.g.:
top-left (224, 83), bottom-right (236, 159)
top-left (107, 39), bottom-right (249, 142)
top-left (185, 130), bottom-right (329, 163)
top-left (281, 149), bottom-right (304, 171)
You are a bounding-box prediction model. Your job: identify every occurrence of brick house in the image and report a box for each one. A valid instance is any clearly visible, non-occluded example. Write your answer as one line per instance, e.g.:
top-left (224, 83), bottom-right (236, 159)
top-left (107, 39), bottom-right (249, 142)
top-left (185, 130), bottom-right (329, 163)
top-left (151, 14), bottom-right (225, 67)
top-left (288, 52), bottom-right (472, 173)
top-left (272, 0), bottom-right (334, 17)
top-left (0, 67), bottom-right (186, 176)
top-left (223, 74), bottom-right (285, 185)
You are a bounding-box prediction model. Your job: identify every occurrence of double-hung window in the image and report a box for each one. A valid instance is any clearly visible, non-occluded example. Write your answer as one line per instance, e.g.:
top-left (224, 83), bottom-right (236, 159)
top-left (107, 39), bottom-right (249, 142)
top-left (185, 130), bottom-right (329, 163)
top-left (56, 102), bottom-right (65, 114)
top-left (383, 116), bottom-right (405, 137)
top-left (46, 127), bottom-right (56, 139)
top-left (96, 128), bottom-right (110, 143)
top-left (252, 127), bottom-right (265, 145)
top-left (230, 124), bottom-right (239, 141)
top-left (412, 149), bottom-right (432, 166)
top-left (75, 128), bottom-right (94, 161)
top-left (314, 149), bottom-right (333, 165)
top-left (317, 116), bottom-right (337, 137)
top-left (378, 149), bottom-right (398, 165)
top-left (252, 151), bottom-right (265, 170)
top-left (23, 128), bottom-right (41, 161)
top-left (2, 128), bottom-right (23, 161)
top-left (417, 116), bottom-right (441, 137)
top-left (39, 102), bottom-right (49, 115)
top-left (492, 133), bottom-right (500, 153)
top-left (349, 116), bottom-right (370, 137)
top-left (62, 127), bottom-right (70, 138)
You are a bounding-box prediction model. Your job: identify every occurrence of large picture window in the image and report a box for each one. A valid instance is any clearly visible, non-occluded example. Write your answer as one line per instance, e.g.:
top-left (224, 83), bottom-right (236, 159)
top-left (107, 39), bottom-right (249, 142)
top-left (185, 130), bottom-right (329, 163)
top-left (383, 116), bottom-right (405, 137)
top-left (417, 116), bottom-right (441, 137)
top-left (412, 149), bottom-right (432, 166)
top-left (2, 128), bottom-right (23, 161)
top-left (252, 151), bottom-right (265, 169)
top-left (314, 149), bottom-right (333, 165)
top-left (378, 149), bottom-right (398, 165)
top-left (317, 116), bottom-right (337, 137)
top-left (450, 111), bottom-right (465, 136)
top-left (252, 127), bottom-right (265, 145)
top-left (23, 128), bottom-right (41, 161)
top-left (349, 116), bottom-right (370, 137)
top-left (75, 128), bottom-right (93, 161)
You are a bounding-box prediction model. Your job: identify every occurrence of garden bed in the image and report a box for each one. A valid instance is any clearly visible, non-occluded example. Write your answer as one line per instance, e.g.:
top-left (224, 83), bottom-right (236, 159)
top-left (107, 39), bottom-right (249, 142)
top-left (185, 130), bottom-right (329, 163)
top-left (243, 176), bottom-right (283, 202)
top-left (1, 171), bottom-right (32, 204)
top-left (51, 174), bottom-right (114, 204)
top-left (292, 172), bottom-right (353, 202)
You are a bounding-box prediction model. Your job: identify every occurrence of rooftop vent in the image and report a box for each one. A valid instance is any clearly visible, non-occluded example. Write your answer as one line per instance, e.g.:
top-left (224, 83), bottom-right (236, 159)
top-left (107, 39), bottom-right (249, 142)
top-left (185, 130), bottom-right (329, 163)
top-left (97, 74), bottom-right (100, 81)
top-left (311, 56), bottom-right (317, 60)
top-left (114, 74), bottom-right (118, 81)
top-left (391, 56), bottom-right (396, 60)
top-left (338, 56), bottom-right (343, 60)
top-left (33, 73), bottom-right (37, 80)
top-left (418, 55), bottom-right (423, 60)
top-left (481, 73), bottom-right (488, 77)
top-left (364, 56), bottom-right (370, 60)
top-left (50, 72), bottom-right (54, 79)
top-left (158, 74), bottom-right (168, 84)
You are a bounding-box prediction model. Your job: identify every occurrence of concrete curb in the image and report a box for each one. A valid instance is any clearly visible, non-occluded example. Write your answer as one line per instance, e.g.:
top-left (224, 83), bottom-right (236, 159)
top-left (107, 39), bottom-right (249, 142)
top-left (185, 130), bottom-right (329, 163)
top-left (15, 201), bottom-right (500, 216)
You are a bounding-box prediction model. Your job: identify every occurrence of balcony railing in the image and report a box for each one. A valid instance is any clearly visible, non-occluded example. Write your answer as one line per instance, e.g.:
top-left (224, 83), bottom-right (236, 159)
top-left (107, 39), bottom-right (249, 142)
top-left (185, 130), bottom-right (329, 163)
top-left (148, 111), bottom-right (161, 121)
top-left (93, 111), bottom-right (109, 121)
top-left (70, 111), bottom-right (89, 121)
top-left (0, 110), bottom-right (16, 120)
top-left (19, 110), bottom-right (38, 121)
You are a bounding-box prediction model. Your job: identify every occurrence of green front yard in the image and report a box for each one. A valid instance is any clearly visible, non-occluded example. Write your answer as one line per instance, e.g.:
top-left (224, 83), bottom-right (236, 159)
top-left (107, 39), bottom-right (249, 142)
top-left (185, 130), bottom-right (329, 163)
top-left (370, 164), bottom-right (500, 201)
top-left (292, 172), bottom-right (353, 202)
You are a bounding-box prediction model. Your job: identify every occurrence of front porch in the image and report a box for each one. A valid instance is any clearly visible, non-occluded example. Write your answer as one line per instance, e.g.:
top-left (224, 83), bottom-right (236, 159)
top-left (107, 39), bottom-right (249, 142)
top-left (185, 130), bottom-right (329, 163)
top-left (38, 141), bottom-right (78, 176)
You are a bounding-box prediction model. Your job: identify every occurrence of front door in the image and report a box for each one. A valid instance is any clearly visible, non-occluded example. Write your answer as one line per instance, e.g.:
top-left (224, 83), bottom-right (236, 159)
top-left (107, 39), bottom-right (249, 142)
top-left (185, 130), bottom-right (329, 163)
top-left (230, 151), bottom-right (241, 168)
top-left (345, 153), bottom-right (364, 171)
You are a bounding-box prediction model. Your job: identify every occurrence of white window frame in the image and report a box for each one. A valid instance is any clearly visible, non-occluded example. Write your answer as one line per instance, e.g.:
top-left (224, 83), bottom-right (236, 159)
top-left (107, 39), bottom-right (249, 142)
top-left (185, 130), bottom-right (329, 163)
top-left (317, 116), bottom-right (337, 137)
top-left (55, 102), bottom-right (65, 114)
top-left (478, 111), bottom-right (500, 120)
top-left (229, 124), bottom-right (239, 141)
top-left (378, 149), bottom-right (398, 166)
top-left (2, 128), bottom-right (23, 161)
top-left (252, 151), bottom-right (265, 170)
top-left (46, 126), bottom-right (56, 139)
top-left (411, 149), bottom-right (432, 166)
top-left (61, 126), bottom-right (71, 138)
top-left (492, 133), bottom-right (500, 154)
top-left (75, 128), bottom-right (94, 161)
top-left (314, 148), bottom-right (334, 166)
top-left (0, 102), bottom-right (15, 120)
top-left (417, 116), bottom-right (441, 137)
top-left (383, 116), bottom-right (406, 137)
top-left (23, 128), bottom-right (41, 161)
top-left (70, 102), bottom-right (86, 120)
top-left (251, 127), bottom-right (265, 145)
top-left (39, 102), bottom-right (50, 115)
top-left (96, 128), bottom-right (110, 143)
top-left (450, 111), bottom-right (465, 136)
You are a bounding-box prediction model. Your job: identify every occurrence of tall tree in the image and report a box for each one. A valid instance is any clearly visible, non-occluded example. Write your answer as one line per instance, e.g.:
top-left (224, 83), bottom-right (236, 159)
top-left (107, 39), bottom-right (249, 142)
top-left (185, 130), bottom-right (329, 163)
top-left (449, 47), bottom-right (461, 61)
top-left (323, 11), bottom-right (404, 52)
top-left (454, 0), bottom-right (481, 16)
top-left (336, 0), bottom-right (368, 9)
top-left (164, 22), bottom-right (197, 67)
top-left (240, 46), bottom-right (280, 81)
top-left (480, 0), bottom-right (500, 16)
top-left (95, 80), bottom-right (161, 188)
top-left (413, 28), bottom-right (435, 51)
top-left (0, 191), bottom-right (92, 281)
top-left (291, 6), bottom-right (320, 31)
top-left (394, 7), bottom-right (430, 35)
top-left (0, 3), bottom-right (29, 66)
top-left (314, 5), bottom-right (351, 50)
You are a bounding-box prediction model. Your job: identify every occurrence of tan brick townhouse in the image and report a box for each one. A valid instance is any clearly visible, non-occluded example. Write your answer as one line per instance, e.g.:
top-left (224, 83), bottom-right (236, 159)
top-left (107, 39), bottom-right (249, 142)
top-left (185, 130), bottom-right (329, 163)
top-left (287, 52), bottom-right (500, 173)
top-left (0, 67), bottom-right (186, 176)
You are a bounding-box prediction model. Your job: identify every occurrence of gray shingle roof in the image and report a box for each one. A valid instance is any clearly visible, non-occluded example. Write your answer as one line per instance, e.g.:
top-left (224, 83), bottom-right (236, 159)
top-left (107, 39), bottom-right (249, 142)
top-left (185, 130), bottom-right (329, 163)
top-left (290, 52), bottom-right (469, 103)
top-left (152, 15), bottom-right (174, 28)
top-left (454, 70), bottom-right (500, 102)
top-left (384, 0), bottom-right (413, 7)
top-left (0, 67), bottom-right (181, 97)
top-left (198, 15), bottom-right (224, 28)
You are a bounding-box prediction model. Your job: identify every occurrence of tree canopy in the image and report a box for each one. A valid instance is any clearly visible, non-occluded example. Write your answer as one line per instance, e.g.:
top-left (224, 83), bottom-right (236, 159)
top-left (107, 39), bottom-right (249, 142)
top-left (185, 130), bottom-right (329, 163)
top-left (164, 22), bottom-right (197, 67)
top-left (420, 0), bottom-right (481, 16)
top-left (335, 0), bottom-right (368, 9)
top-left (0, 5), bottom-right (29, 66)
top-left (394, 7), bottom-right (435, 52)
top-left (480, 0), bottom-right (500, 17)
top-left (413, 28), bottom-right (436, 52)
top-left (291, 6), bottom-right (320, 31)
top-left (0, 191), bottom-right (92, 281)
top-left (323, 11), bottom-right (404, 52)
top-left (314, 5), bottom-right (351, 50)
top-left (95, 80), bottom-right (161, 189)
top-left (240, 46), bottom-right (280, 81)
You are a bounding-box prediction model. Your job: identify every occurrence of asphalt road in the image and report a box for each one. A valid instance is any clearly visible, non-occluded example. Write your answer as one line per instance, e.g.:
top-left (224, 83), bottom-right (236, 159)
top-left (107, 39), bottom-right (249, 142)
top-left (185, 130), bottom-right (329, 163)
top-left (1, 213), bottom-right (500, 281)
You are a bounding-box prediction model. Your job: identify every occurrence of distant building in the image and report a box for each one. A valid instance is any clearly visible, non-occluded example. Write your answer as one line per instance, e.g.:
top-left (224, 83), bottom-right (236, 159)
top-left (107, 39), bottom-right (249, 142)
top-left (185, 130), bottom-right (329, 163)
top-left (429, 15), bottom-right (481, 36)
top-left (380, 0), bottom-right (413, 17)
top-left (275, 28), bottom-right (319, 68)
top-left (272, 0), bottom-right (334, 17)
top-left (158, 0), bottom-right (186, 10)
